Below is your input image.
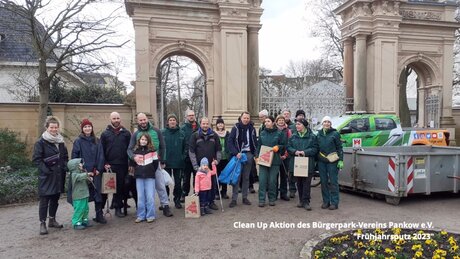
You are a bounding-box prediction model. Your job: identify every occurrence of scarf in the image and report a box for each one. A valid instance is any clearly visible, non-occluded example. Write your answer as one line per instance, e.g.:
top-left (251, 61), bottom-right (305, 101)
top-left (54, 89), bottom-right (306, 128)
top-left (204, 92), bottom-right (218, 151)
top-left (110, 123), bottom-right (123, 135)
top-left (276, 124), bottom-right (287, 131)
top-left (215, 130), bottom-right (227, 138)
top-left (42, 131), bottom-right (64, 144)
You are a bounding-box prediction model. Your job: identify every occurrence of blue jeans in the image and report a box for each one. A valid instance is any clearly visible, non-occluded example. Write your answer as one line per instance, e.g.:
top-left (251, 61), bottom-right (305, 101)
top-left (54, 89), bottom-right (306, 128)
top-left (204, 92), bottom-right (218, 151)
top-left (136, 178), bottom-right (156, 220)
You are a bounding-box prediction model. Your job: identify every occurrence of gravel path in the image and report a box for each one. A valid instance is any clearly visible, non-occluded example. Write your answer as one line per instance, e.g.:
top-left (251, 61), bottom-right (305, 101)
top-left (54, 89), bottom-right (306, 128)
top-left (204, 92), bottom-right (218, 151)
top-left (0, 184), bottom-right (459, 258)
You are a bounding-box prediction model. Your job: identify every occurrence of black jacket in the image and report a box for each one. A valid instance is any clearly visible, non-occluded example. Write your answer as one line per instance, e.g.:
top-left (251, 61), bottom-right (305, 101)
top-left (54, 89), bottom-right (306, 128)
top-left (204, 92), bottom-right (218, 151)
top-left (32, 138), bottom-right (69, 196)
top-left (189, 128), bottom-right (222, 170)
top-left (100, 125), bottom-right (131, 165)
top-left (228, 122), bottom-right (258, 156)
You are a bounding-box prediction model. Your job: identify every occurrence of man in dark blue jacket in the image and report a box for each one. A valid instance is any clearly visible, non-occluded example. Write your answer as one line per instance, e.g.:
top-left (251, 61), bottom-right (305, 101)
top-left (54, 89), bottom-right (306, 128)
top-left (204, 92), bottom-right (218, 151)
top-left (227, 111), bottom-right (258, 208)
top-left (189, 117), bottom-right (222, 210)
top-left (100, 112), bottom-right (131, 218)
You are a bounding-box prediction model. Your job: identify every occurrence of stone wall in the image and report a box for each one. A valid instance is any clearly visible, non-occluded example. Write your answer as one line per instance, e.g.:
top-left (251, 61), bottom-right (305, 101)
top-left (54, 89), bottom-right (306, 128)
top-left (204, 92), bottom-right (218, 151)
top-left (0, 103), bottom-right (135, 155)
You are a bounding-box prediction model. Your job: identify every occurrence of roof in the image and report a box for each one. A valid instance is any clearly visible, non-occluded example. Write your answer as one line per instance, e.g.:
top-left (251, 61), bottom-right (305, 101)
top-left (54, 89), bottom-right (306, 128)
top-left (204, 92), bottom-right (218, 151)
top-left (0, 6), bottom-right (55, 63)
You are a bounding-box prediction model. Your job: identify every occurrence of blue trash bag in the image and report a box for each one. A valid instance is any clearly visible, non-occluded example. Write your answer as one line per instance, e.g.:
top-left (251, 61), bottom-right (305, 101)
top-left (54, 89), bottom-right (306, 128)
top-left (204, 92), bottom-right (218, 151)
top-left (219, 153), bottom-right (248, 185)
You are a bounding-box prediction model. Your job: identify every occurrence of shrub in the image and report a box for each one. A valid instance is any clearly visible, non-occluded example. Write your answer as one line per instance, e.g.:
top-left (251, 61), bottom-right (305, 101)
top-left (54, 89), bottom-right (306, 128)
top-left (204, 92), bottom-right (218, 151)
top-left (0, 128), bottom-right (31, 169)
top-left (0, 166), bottom-right (38, 205)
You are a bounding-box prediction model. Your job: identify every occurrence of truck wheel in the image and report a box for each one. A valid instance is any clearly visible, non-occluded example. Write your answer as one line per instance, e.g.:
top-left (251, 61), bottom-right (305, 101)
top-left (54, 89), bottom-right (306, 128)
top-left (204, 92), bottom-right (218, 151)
top-left (385, 196), bottom-right (400, 205)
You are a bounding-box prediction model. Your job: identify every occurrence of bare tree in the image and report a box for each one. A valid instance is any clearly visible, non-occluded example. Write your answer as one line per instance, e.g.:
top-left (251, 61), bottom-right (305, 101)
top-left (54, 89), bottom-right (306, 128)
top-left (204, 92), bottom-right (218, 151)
top-left (307, 0), bottom-right (344, 78)
top-left (0, 0), bottom-right (127, 135)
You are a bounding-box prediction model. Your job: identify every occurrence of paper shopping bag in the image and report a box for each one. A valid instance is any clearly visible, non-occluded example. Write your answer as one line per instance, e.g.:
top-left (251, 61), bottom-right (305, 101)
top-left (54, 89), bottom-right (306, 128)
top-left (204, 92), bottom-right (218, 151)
top-left (294, 156), bottom-right (309, 177)
top-left (101, 169), bottom-right (117, 194)
top-left (184, 195), bottom-right (200, 218)
top-left (258, 145), bottom-right (274, 167)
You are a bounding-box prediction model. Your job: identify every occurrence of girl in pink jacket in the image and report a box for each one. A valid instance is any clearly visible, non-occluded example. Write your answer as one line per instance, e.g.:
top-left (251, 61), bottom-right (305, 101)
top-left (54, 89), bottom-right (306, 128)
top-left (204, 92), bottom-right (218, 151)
top-left (194, 158), bottom-right (217, 216)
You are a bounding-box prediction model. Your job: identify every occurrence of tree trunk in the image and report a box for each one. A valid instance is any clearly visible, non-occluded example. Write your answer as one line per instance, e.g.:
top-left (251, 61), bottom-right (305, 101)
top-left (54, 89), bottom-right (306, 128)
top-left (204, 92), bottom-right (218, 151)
top-left (37, 61), bottom-right (51, 137)
top-left (399, 67), bottom-right (411, 127)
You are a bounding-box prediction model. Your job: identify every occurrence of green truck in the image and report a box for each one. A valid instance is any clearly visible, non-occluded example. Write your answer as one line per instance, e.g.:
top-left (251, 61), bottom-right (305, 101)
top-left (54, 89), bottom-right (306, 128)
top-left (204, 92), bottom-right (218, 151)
top-left (315, 114), bottom-right (450, 147)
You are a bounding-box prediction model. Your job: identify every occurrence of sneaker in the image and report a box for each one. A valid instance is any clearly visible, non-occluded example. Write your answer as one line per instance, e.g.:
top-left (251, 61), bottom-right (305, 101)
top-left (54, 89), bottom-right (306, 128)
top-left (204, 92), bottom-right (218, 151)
top-left (229, 200), bottom-right (237, 208)
top-left (204, 207), bottom-right (213, 214)
top-left (329, 205), bottom-right (338, 210)
top-left (269, 201), bottom-right (275, 206)
top-left (209, 203), bottom-right (218, 210)
top-left (321, 203), bottom-right (330, 209)
top-left (82, 220), bottom-right (92, 228)
top-left (135, 218), bottom-right (144, 223)
top-left (258, 203), bottom-right (265, 207)
top-left (242, 198), bottom-right (252, 205)
top-left (146, 218), bottom-right (155, 223)
top-left (289, 192), bottom-right (296, 198)
top-left (73, 224), bottom-right (86, 230)
top-left (297, 203), bottom-right (303, 208)
top-left (174, 201), bottom-right (183, 209)
top-left (304, 203), bottom-right (312, 211)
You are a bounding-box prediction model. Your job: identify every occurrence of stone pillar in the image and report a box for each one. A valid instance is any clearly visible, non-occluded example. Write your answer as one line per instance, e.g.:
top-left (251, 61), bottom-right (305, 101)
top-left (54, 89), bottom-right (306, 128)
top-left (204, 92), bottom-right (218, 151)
top-left (418, 87), bottom-right (426, 127)
top-left (247, 25), bottom-right (261, 117)
top-left (354, 34), bottom-right (367, 111)
top-left (343, 37), bottom-right (354, 111)
top-left (134, 19), bottom-right (152, 116)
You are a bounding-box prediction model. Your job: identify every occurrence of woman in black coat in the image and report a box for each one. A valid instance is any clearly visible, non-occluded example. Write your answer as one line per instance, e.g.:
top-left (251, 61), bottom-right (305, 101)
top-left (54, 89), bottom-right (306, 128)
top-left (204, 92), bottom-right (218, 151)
top-left (71, 118), bottom-right (105, 224)
top-left (32, 116), bottom-right (69, 235)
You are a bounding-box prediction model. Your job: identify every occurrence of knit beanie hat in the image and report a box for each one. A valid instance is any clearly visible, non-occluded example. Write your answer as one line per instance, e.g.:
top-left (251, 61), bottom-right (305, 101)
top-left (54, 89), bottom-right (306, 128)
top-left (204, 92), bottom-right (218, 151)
top-left (295, 109), bottom-right (306, 118)
top-left (200, 157), bottom-right (209, 167)
top-left (167, 114), bottom-right (178, 122)
top-left (258, 109), bottom-right (268, 117)
top-left (80, 118), bottom-right (93, 130)
top-left (295, 118), bottom-right (309, 128)
top-left (321, 116), bottom-right (332, 124)
top-left (216, 117), bottom-right (225, 125)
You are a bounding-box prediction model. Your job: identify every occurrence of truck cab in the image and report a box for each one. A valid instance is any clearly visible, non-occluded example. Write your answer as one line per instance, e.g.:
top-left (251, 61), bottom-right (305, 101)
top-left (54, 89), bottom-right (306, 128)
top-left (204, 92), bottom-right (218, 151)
top-left (315, 113), bottom-right (449, 147)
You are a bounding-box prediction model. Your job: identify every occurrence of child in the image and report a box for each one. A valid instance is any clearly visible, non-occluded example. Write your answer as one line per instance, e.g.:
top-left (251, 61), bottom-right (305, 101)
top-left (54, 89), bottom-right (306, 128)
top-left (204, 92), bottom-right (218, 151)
top-left (68, 158), bottom-right (96, 230)
top-left (194, 158), bottom-right (217, 216)
top-left (132, 133), bottom-right (158, 223)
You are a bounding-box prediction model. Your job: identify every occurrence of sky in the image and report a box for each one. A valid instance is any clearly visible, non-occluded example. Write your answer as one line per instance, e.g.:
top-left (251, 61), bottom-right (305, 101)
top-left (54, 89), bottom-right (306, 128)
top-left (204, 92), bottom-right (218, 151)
top-left (108, 0), bottom-right (320, 88)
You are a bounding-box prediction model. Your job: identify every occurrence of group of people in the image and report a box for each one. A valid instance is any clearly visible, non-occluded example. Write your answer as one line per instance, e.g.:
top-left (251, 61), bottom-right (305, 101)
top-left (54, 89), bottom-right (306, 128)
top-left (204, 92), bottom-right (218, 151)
top-left (255, 109), bottom-right (343, 210)
top-left (32, 108), bottom-right (343, 235)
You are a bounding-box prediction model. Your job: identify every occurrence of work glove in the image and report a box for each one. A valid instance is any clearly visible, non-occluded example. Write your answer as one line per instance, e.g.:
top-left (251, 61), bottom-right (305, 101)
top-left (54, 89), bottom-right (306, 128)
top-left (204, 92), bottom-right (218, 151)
top-left (337, 160), bottom-right (344, 170)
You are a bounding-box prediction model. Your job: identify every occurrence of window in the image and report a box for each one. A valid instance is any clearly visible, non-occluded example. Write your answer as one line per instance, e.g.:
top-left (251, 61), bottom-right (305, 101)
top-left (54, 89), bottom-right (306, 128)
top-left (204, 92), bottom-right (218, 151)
top-left (346, 118), bottom-right (370, 133)
top-left (375, 118), bottom-right (397, 130)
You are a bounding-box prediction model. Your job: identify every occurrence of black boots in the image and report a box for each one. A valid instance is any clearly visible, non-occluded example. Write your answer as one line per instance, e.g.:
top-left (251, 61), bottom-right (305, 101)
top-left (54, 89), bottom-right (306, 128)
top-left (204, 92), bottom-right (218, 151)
top-left (40, 221), bottom-right (48, 235)
top-left (40, 217), bottom-right (62, 235)
top-left (115, 208), bottom-right (125, 218)
top-left (162, 205), bottom-right (173, 217)
top-left (48, 217), bottom-right (63, 228)
top-left (200, 206), bottom-right (213, 216)
top-left (93, 202), bottom-right (107, 224)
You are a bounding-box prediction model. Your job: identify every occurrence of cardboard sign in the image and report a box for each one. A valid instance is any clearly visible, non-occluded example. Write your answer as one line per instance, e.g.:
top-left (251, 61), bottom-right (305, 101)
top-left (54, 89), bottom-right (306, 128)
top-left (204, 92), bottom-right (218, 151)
top-left (185, 195), bottom-right (200, 218)
top-left (258, 145), bottom-right (274, 167)
top-left (294, 156), bottom-right (309, 177)
top-left (101, 171), bottom-right (117, 194)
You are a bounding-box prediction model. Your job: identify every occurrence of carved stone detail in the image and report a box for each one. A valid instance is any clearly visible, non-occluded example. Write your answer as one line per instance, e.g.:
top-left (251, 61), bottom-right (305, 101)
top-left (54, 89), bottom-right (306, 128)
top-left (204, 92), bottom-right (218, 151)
top-left (400, 10), bottom-right (442, 21)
